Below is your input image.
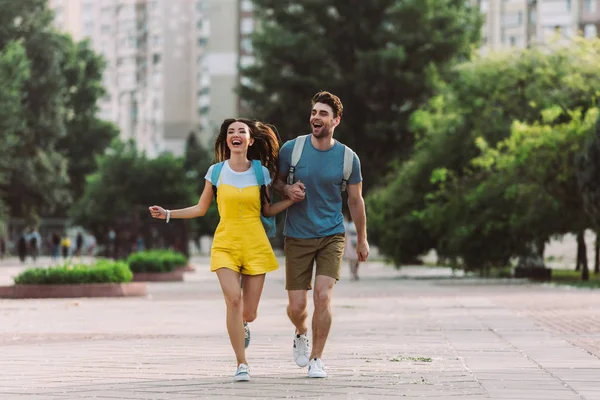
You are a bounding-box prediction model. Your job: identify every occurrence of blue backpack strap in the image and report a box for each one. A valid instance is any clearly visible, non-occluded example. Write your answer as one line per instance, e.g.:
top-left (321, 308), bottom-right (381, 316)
top-left (210, 162), bottom-right (225, 198)
top-left (251, 160), bottom-right (265, 187)
top-left (251, 160), bottom-right (276, 238)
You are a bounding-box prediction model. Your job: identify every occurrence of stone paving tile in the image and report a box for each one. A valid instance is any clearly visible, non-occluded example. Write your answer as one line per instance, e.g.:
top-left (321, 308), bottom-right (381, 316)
top-left (1, 257), bottom-right (600, 399)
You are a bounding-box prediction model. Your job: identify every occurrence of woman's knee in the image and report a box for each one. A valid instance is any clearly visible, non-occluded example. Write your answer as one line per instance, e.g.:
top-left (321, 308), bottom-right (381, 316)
top-left (224, 292), bottom-right (242, 309)
top-left (243, 310), bottom-right (258, 323)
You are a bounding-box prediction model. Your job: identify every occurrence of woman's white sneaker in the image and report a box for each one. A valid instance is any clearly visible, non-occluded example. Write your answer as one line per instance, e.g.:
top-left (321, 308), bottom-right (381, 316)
top-left (233, 363), bottom-right (250, 382)
top-left (293, 333), bottom-right (310, 367)
top-left (307, 358), bottom-right (327, 378)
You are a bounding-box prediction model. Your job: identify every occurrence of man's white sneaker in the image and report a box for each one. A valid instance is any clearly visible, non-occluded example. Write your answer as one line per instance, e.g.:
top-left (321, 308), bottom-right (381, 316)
top-left (233, 363), bottom-right (250, 382)
top-left (307, 358), bottom-right (327, 378)
top-left (293, 333), bottom-right (310, 367)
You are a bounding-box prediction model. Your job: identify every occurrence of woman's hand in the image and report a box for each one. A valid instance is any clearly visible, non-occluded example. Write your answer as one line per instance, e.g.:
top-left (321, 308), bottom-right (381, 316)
top-left (148, 205), bottom-right (167, 219)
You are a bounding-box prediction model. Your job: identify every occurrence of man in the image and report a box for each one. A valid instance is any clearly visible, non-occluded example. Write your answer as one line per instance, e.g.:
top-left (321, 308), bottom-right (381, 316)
top-left (274, 91), bottom-right (369, 378)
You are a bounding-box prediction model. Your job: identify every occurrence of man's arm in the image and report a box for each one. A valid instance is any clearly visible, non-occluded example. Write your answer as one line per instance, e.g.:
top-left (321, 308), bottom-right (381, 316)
top-left (347, 182), bottom-right (369, 262)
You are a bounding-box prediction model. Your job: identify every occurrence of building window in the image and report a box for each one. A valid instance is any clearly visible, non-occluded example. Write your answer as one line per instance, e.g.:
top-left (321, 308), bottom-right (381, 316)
top-left (241, 37), bottom-right (253, 53)
top-left (566, 0), bottom-right (571, 11)
top-left (153, 54), bottom-right (161, 64)
top-left (241, 0), bottom-right (253, 12)
top-left (584, 24), bottom-right (598, 38)
top-left (584, 0), bottom-right (597, 12)
top-left (240, 18), bottom-right (254, 35)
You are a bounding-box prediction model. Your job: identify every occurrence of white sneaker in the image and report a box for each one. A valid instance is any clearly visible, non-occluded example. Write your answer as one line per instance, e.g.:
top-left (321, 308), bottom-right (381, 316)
top-left (233, 363), bottom-right (250, 382)
top-left (293, 333), bottom-right (310, 367)
top-left (308, 358), bottom-right (327, 378)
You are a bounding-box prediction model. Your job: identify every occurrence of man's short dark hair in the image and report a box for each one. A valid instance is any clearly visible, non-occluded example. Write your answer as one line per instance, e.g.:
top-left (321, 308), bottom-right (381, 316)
top-left (311, 91), bottom-right (343, 118)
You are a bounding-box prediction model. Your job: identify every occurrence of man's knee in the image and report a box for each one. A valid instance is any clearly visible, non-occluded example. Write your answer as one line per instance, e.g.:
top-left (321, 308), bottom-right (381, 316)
top-left (288, 297), bottom-right (308, 317)
top-left (313, 288), bottom-right (332, 310)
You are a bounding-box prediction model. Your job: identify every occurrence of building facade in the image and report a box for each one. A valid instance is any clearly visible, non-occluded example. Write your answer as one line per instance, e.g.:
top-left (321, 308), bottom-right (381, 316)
top-left (50, 0), bottom-right (251, 156)
top-left (476, 0), bottom-right (600, 51)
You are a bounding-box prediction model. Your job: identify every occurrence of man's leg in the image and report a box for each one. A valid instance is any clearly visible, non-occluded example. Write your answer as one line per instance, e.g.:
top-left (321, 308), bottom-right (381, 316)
top-left (287, 290), bottom-right (308, 334)
top-left (309, 233), bottom-right (344, 376)
top-left (284, 236), bottom-right (317, 367)
top-left (310, 275), bottom-right (336, 359)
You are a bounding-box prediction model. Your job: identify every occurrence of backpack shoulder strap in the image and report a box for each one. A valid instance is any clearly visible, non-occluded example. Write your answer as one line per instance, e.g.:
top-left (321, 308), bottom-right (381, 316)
top-left (288, 134), bottom-right (309, 185)
top-left (251, 160), bottom-right (265, 186)
top-left (211, 162), bottom-right (225, 185)
top-left (341, 145), bottom-right (354, 192)
top-left (211, 162), bottom-right (225, 198)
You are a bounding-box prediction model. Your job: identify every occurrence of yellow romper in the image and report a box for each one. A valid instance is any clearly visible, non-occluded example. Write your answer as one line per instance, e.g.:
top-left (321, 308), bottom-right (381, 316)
top-left (209, 163), bottom-right (279, 275)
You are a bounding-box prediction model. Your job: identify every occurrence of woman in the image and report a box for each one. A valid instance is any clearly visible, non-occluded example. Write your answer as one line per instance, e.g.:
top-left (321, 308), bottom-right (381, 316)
top-left (149, 118), bottom-right (299, 382)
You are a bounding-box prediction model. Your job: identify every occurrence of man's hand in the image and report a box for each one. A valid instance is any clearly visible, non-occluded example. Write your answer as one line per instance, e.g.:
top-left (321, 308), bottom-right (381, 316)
top-left (284, 181), bottom-right (306, 202)
top-left (356, 239), bottom-right (370, 262)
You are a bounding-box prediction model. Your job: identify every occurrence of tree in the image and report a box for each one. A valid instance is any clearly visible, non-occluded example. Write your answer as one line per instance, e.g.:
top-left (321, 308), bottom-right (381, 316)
top-left (183, 132), bottom-right (219, 242)
top-left (0, 41), bottom-right (30, 231)
top-left (368, 37), bottom-right (600, 270)
top-left (473, 107), bottom-right (599, 279)
top-left (71, 141), bottom-right (197, 257)
top-left (56, 36), bottom-right (119, 203)
top-left (0, 0), bottom-right (71, 224)
top-left (239, 0), bottom-right (482, 191)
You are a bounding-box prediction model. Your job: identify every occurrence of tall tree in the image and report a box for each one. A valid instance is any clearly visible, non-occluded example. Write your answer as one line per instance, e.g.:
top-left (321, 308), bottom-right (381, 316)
top-left (368, 37), bottom-right (600, 269)
top-left (56, 36), bottom-right (119, 203)
top-left (0, 0), bottom-right (71, 224)
top-left (0, 41), bottom-right (30, 231)
top-left (239, 0), bottom-right (482, 191)
top-left (183, 132), bottom-right (219, 239)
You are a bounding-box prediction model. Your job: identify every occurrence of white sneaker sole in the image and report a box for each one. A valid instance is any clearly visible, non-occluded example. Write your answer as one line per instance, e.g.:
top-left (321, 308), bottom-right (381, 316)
top-left (308, 371), bottom-right (327, 378)
top-left (295, 355), bottom-right (310, 367)
top-left (234, 374), bottom-right (250, 382)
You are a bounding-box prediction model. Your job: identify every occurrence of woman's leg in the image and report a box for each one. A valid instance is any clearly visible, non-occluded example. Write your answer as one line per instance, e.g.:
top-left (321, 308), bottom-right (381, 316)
top-left (216, 268), bottom-right (246, 366)
top-left (241, 273), bottom-right (266, 323)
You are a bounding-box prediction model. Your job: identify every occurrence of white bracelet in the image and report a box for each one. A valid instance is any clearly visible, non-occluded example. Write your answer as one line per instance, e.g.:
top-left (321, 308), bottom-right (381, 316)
top-left (166, 210), bottom-right (171, 223)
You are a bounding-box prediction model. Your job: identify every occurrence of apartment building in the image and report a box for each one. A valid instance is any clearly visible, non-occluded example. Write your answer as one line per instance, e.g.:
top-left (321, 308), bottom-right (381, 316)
top-left (476, 0), bottom-right (600, 51)
top-left (50, 0), bottom-right (250, 156)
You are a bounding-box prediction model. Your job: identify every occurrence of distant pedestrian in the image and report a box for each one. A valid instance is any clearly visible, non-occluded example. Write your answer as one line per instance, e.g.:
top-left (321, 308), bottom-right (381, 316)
top-left (75, 232), bottom-right (84, 258)
top-left (51, 232), bottom-right (61, 260)
top-left (17, 235), bottom-right (27, 263)
top-left (61, 234), bottom-right (71, 259)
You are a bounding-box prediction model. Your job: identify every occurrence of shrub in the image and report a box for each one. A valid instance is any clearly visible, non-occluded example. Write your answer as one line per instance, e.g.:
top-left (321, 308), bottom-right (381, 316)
top-left (127, 250), bottom-right (187, 273)
top-left (14, 260), bottom-right (133, 285)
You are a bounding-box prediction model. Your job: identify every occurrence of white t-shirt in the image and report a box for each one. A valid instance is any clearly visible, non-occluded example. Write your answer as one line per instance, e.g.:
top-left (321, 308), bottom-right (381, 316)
top-left (205, 160), bottom-right (272, 188)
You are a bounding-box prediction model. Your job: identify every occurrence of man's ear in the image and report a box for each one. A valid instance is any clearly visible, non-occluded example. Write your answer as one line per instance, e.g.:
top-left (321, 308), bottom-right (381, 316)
top-left (333, 116), bottom-right (341, 127)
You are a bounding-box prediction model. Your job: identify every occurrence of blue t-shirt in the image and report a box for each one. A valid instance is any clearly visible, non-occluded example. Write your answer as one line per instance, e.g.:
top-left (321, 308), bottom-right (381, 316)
top-left (279, 136), bottom-right (362, 238)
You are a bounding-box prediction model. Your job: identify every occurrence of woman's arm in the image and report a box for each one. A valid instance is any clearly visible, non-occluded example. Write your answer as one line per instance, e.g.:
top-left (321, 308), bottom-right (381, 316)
top-left (262, 185), bottom-right (298, 217)
top-left (149, 180), bottom-right (214, 220)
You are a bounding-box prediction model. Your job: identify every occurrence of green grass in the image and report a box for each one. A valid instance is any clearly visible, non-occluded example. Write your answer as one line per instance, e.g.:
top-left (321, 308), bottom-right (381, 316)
top-left (550, 269), bottom-right (600, 288)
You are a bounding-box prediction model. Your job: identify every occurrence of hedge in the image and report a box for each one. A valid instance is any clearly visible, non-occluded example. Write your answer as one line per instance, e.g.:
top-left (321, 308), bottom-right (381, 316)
top-left (126, 250), bottom-right (187, 273)
top-left (14, 260), bottom-right (133, 285)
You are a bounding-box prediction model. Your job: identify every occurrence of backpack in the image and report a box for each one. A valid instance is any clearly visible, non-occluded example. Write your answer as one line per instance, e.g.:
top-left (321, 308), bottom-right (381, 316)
top-left (286, 134), bottom-right (354, 191)
top-left (211, 160), bottom-right (277, 238)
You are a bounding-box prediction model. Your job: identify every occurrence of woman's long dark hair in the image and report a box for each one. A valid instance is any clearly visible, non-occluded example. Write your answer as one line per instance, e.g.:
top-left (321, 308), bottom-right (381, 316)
top-left (214, 118), bottom-right (281, 204)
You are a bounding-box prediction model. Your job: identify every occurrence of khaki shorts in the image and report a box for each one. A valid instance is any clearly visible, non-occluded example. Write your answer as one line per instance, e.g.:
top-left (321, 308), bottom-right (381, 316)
top-left (284, 233), bottom-right (345, 290)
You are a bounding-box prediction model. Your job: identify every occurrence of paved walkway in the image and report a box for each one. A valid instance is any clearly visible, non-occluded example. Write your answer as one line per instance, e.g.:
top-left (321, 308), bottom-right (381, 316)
top-left (0, 257), bottom-right (599, 399)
